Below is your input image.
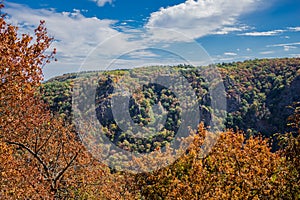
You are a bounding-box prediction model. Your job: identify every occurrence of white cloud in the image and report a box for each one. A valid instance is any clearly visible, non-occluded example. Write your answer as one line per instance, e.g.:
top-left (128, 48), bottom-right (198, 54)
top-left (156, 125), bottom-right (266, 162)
top-left (260, 51), bottom-right (274, 55)
top-left (4, 3), bottom-right (141, 79)
top-left (238, 27), bottom-right (300, 39)
top-left (239, 26), bottom-right (300, 37)
top-left (90, 0), bottom-right (113, 7)
top-left (283, 45), bottom-right (297, 51)
top-left (125, 50), bottom-right (160, 59)
top-left (146, 0), bottom-right (261, 40)
top-left (239, 29), bottom-right (284, 36)
top-left (212, 25), bottom-right (249, 35)
top-left (267, 42), bottom-right (300, 47)
top-left (288, 27), bottom-right (300, 32)
top-left (5, 3), bottom-right (122, 57)
top-left (265, 42), bottom-right (300, 53)
top-left (224, 52), bottom-right (237, 56)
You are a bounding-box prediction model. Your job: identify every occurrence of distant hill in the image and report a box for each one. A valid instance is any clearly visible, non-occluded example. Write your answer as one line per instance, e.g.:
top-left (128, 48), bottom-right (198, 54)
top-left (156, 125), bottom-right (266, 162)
top-left (42, 57), bottom-right (300, 151)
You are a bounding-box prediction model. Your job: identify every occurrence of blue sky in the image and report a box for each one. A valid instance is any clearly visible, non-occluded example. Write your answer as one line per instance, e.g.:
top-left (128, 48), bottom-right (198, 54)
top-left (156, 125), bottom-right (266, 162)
top-left (3, 0), bottom-right (300, 79)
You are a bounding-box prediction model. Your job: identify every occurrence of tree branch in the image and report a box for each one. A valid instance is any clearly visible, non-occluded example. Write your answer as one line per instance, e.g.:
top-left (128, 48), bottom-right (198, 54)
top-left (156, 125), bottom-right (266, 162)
top-left (53, 150), bottom-right (79, 184)
top-left (6, 140), bottom-right (50, 179)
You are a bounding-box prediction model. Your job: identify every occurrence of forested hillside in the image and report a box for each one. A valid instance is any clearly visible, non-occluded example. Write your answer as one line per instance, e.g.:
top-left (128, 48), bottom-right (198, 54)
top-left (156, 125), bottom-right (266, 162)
top-left (43, 58), bottom-right (300, 151)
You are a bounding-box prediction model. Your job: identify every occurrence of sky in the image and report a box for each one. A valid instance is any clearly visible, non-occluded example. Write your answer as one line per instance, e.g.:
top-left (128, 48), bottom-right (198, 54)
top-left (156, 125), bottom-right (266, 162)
top-left (3, 0), bottom-right (300, 79)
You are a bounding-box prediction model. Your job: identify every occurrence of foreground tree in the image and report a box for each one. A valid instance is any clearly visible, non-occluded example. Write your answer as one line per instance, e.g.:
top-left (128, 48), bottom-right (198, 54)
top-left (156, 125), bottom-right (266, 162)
top-left (0, 4), bottom-right (111, 199)
top-left (0, 4), bottom-right (141, 198)
top-left (132, 124), bottom-right (285, 199)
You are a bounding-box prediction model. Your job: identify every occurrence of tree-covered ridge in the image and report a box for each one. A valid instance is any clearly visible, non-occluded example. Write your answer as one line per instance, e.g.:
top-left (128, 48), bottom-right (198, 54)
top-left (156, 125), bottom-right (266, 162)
top-left (42, 57), bottom-right (300, 151)
top-left (218, 58), bottom-right (300, 137)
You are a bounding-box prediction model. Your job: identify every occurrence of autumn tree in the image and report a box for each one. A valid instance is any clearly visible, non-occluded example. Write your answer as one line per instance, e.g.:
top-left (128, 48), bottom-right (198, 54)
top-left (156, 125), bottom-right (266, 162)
top-left (132, 124), bottom-right (284, 199)
top-left (277, 102), bottom-right (300, 199)
top-left (0, 4), bottom-right (113, 199)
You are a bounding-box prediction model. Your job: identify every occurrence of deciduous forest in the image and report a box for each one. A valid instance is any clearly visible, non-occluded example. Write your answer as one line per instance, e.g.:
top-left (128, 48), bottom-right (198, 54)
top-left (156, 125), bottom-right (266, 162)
top-left (1, 4), bottom-right (300, 199)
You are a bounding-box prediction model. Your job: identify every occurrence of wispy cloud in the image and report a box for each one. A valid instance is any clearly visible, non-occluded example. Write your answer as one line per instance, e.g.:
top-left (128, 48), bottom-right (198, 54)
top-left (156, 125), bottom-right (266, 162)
top-left (212, 26), bottom-right (249, 35)
top-left (224, 52), bottom-right (237, 56)
top-left (239, 29), bottom-right (284, 36)
top-left (260, 51), bottom-right (275, 55)
top-left (239, 26), bottom-right (300, 37)
top-left (288, 27), bottom-right (300, 32)
top-left (267, 42), bottom-right (300, 47)
top-left (283, 46), bottom-right (297, 51)
top-left (266, 42), bottom-right (300, 52)
top-left (124, 49), bottom-right (160, 59)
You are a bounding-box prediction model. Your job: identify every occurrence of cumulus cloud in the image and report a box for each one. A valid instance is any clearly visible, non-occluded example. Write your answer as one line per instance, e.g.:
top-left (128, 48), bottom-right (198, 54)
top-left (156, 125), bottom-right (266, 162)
top-left (90, 0), bottom-right (113, 7)
top-left (4, 3), bottom-right (140, 78)
top-left (146, 0), bottom-right (261, 40)
top-left (5, 3), bottom-right (120, 57)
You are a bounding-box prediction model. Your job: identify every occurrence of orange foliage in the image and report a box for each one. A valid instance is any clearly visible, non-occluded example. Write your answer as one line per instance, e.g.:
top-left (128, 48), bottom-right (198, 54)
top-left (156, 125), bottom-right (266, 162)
top-left (0, 6), bottom-right (108, 199)
top-left (133, 125), bottom-right (285, 199)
